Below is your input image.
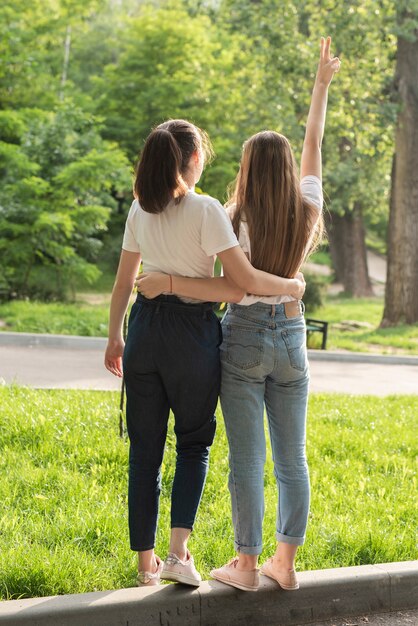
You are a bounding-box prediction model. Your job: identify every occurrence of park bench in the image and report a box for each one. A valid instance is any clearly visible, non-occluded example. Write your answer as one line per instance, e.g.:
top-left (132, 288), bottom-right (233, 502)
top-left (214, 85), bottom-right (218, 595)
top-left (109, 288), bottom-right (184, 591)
top-left (306, 318), bottom-right (328, 350)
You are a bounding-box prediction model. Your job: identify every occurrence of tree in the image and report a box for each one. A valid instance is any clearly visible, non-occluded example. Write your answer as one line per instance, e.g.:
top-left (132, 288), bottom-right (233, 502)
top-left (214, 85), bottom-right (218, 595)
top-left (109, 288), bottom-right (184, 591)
top-left (0, 105), bottom-right (131, 300)
top-left (94, 4), bottom-right (217, 157)
top-left (299, 0), bottom-right (396, 296)
top-left (215, 1), bottom-right (395, 296)
top-left (382, 2), bottom-right (418, 325)
top-left (92, 2), bottom-right (266, 201)
top-left (1, 0), bottom-right (403, 301)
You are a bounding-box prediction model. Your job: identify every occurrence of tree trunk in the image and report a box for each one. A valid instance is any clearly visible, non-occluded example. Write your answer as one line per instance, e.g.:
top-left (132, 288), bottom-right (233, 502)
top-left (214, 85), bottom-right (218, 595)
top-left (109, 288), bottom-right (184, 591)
top-left (59, 25), bottom-right (72, 101)
top-left (325, 211), bottom-right (345, 283)
top-left (382, 20), bottom-right (418, 326)
top-left (327, 204), bottom-right (374, 297)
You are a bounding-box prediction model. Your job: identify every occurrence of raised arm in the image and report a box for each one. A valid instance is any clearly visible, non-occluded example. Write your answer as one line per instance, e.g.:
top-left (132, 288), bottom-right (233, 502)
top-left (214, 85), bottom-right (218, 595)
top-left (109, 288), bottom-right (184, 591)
top-left (105, 249), bottom-right (141, 377)
top-left (300, 36), bottom-right (340, 181)
top-left (135, 245), bottom-right (305, 302)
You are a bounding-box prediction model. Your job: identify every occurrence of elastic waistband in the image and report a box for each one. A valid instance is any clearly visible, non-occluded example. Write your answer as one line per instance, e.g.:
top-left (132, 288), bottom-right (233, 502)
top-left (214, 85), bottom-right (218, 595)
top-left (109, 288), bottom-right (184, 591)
top-left (136, 293), bottom-right (214, 316)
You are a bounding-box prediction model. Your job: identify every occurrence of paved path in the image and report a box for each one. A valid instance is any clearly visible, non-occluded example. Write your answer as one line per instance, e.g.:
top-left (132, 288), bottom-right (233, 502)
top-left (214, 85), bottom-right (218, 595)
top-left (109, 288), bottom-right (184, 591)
top-left (367, 251), bottom-right (387, 284)
top-left (305, 250), bottom-right (387, 297)
top-left (0, 339), bottom-right (417, 395)
top-left (304, 250), bottom-right (387, 283)
top-left (310, 609), bottom-right (418, 626)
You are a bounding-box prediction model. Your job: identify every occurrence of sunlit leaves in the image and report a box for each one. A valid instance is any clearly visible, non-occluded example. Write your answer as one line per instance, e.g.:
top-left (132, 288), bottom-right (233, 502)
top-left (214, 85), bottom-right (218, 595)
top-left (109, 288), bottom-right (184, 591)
top-left (0, 106), bottom-right (131, 299)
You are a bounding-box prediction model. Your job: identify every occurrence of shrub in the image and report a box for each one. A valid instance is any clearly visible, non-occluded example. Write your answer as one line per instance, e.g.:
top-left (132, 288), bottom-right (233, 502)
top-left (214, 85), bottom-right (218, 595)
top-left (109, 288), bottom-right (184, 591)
top-left (303, 272), bottom-right (325, 313)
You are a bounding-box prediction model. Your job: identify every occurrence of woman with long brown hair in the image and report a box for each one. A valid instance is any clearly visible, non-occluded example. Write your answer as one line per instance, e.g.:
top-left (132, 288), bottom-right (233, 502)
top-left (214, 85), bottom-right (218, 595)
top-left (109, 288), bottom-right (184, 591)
top-left (104, 120), bottom-right (305, 587)
top-left (136, 37), bottom-right (340, 591)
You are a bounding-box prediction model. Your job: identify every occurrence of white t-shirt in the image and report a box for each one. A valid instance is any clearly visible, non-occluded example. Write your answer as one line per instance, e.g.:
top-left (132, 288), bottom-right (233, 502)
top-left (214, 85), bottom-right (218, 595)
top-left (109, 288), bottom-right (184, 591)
top-left (122, 191), bottom-right (239, 300)
top-left (233, 175), bottom-right (323, 306)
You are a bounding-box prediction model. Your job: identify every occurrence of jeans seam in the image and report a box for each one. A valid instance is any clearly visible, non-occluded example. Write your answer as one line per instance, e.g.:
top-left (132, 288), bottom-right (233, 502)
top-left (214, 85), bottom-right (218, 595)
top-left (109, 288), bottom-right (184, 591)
top-left (281, 329), bottom-right (308, 372)
top-left (229, 454), bottom-right (242, 550)
top-left (266, 415), bottom-right (282, 538)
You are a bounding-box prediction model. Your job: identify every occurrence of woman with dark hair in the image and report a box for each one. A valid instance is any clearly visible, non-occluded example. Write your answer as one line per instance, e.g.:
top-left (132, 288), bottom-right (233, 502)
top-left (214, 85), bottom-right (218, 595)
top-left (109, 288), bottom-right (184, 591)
top-left (136, 37), bottom-right (340, 592)
top-left (104, 119), bottom-right (305, 587)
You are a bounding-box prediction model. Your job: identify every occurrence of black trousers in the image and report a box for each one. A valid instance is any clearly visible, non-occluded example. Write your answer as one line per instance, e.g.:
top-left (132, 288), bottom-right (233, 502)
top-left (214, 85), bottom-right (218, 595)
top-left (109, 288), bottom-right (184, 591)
top-left (123, 294), bottom-right (221, 551)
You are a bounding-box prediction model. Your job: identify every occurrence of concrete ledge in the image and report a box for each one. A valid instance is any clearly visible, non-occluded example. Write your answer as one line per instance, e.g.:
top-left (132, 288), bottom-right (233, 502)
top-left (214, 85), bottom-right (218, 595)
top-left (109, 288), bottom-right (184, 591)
top-left (308, 349), bottom-right (418, 366)
top-left (0, 561), bottom-right (417, 626)
top-left (0, 332), bottom-right (107, 350)
top-left (1, 332), bottom-right (417, 364)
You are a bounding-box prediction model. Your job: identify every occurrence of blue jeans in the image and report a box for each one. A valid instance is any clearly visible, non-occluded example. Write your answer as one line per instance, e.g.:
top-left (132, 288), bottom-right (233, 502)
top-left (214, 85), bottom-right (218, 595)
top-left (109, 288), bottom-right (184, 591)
top-left (123, 295), bottom-right (221, 551)
top-left (220, 301), bottom-right (310, 555)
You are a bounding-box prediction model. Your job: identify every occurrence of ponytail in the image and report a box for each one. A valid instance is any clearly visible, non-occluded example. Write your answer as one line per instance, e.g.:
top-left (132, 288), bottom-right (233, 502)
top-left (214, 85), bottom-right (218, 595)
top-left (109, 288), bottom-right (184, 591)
top-left (134, 119), bottom-right (213, 214)
top-left (134, 129), bottom-right (188, 214)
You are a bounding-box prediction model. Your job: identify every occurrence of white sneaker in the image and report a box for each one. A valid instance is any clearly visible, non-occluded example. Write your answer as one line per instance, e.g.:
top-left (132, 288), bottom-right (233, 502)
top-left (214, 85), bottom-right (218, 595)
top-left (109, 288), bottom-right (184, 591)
top-left (136, 556), bottom-right (164, 586)
top-left (260, 557), bottom-right (299, 590)
top-left (161, 551), bottom-right (201, 587)
top-left (211, 557), bottom-right (259, 591)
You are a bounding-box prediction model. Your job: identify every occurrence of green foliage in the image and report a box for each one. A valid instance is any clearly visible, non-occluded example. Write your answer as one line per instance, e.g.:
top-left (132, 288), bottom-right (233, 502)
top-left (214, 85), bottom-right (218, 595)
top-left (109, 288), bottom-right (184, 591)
top-left (0, 105), bottom-right (131, 300)
top-left (303, 272), bottom-right (326, 312)
top-left (302, 0), bottom-right (396, 230)
top-left (94, 4), bottom-right (218, 157)
top-left (0, 387), bottom-right (416, 598)
top-left (0, 0), bottom-right (403, 301)
top-left (308, 248), bottom-right (332, 266)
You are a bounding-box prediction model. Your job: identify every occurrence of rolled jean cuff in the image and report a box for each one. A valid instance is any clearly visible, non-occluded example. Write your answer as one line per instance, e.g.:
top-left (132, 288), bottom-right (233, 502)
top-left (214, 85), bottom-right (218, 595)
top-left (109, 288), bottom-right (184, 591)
top-left (234, 541), bottom-right (262, 556)
top-left (276, 532), bottom-right (305, 546)
top-left (130, 543), bottom-right (155, 552)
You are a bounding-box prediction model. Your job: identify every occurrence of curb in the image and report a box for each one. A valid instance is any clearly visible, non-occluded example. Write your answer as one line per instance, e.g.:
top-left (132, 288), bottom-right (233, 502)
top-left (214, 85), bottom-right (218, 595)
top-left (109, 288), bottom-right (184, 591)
top-left (307, 349), bottom-right (418, 366)
top-left (1, 561), bottom-right (417, 626)
top-left (1, 332), bottom-right (417, 365)
top-left (0, 332), bottom-right (107, 350)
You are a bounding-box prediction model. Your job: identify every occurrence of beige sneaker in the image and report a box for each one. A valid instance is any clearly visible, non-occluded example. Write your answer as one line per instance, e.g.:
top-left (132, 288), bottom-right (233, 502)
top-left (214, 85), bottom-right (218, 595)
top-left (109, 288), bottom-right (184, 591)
top-left (136, 555), bottom-right (164, 587)
top-left (211, 557), bottom-right (259, 592)
top-left (260, 557), bottom-right (299, 590)
top-left (161, 551), bottom-right (202, 587)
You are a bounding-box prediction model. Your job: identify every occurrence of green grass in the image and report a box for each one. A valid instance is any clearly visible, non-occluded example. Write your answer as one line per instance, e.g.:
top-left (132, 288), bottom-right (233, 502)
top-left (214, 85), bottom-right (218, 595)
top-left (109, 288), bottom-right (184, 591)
top-left (308, 249), bottom-right (332, 267)
top-left (309, 296), bottom-right (418, 354)
top-left (1, 387), bottom-right (417, 600)
top-left (0, 300), bottom-right (110, 337)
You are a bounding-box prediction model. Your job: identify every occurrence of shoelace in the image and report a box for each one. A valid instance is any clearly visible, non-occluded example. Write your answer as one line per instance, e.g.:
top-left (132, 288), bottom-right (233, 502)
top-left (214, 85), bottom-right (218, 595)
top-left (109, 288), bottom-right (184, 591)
top-left (165, 552), bottom-right (192, 566)
top-left (165, 554), bottom-right (180, 566)
top-left (137, 570), bottom-right (159, 584)
top-left (227, 557), bottom-right (240, 569)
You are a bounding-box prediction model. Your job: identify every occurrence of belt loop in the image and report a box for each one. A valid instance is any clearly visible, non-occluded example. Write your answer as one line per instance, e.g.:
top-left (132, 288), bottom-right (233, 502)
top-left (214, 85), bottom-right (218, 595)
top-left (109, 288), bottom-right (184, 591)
top-left (156, 302), bottom-right (161, 314)
top-left (300, 301), bottom-right (305, 315)
top-left (271, 304), bottom-right (275, 317)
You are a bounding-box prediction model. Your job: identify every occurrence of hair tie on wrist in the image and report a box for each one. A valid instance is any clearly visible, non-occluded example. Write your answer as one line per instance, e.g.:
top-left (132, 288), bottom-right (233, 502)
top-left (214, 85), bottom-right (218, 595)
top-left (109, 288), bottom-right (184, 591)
top-left (169, 274), bottom-right (173, 293)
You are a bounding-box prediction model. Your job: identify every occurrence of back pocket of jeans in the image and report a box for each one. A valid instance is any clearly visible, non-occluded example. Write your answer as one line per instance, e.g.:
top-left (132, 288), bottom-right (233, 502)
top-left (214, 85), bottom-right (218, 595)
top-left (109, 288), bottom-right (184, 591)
top-left (282, 328), bottom-right (307, 372)
top-left (223, 324), bottom-right (264, 370)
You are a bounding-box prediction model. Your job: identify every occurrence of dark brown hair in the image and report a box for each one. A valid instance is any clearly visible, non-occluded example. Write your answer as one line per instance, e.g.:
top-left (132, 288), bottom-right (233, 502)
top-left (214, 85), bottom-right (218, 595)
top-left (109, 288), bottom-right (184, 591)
top-left (227, 131), bottom-right (323, 278)
top-left (134, 119), bottom-right (213, 214)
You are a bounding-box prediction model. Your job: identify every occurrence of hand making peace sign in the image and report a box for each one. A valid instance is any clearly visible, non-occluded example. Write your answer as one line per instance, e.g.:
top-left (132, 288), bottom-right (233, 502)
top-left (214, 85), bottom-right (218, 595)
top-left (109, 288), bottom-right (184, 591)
top-left (317, 36), bottom-right (341, 87)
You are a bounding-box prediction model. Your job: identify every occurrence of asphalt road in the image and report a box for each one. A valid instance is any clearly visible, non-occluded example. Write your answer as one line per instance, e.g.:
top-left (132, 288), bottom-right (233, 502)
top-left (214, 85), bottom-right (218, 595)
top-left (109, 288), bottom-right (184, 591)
top-left (309, 609), bottom-right (418, 626)
top-left (0, 342), bottom-right (417, 395)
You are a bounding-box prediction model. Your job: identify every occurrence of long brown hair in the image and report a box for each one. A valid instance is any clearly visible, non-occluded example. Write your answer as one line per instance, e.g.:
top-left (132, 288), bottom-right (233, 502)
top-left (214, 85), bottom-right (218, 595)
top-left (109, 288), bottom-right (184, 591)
top-left (228, 131), bottom-right (323, 278)
top-left (134, 119), bottom-right (213, 214)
